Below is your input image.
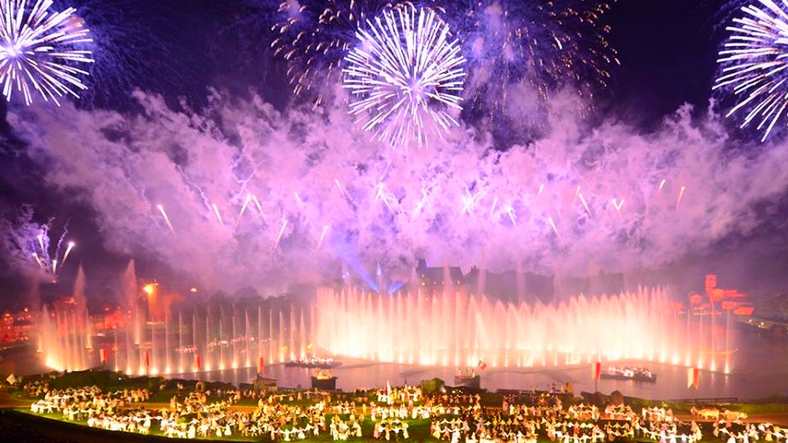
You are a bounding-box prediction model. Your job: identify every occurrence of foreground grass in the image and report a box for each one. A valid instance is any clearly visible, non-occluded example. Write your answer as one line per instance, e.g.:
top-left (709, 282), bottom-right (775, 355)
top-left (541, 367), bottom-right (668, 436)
top-left (13, 408), bottom-right (435, 443)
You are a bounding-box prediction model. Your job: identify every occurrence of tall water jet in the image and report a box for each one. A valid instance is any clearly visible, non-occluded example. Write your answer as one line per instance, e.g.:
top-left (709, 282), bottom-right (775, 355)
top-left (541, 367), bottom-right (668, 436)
top-left (178, 312), bottom-right (184, 373)
top-left (232, 309), bottom-right (237, 369)
top-left (74, 265), bottom-right (90, 352)
top-left (121, 260), bottom-right (140, 345)
top-left (245, 309), bottom-right (251, 368)
top-left (165, 310), bottom-right (171, 374)
top-left (39, 265), bottom-right (95, 371)
top-left (269, 308), bottom-right (274, 364)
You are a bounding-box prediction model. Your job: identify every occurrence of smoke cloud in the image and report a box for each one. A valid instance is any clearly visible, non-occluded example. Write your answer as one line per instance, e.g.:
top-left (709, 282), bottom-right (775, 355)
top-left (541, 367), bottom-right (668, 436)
top-left (6, 80), bottom-right (788, 295)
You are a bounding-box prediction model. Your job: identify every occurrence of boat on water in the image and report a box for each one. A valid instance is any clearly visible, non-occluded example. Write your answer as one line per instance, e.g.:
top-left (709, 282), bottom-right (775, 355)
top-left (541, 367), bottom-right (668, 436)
top-left (454, 374), bottom-right (481, 389)
top-left (454, 368), bottom-right (481, 389)
top-left (600, 366), bottom-right (657, 383)
top-left (311, 369), bottom-right (338, 390)
top-left (285, 357), bottom-right (343, 369)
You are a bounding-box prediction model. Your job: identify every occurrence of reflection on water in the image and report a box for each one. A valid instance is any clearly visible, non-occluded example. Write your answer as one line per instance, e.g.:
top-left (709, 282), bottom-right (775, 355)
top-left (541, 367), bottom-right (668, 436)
top-left (5, 327), bottom-right (788, 401)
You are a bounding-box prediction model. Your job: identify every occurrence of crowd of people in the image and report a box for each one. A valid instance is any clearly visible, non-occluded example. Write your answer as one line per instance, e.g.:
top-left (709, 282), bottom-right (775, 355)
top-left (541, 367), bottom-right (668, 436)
top-left (713, 418), bottom-right (788, 443)
top-left (16, 376), bottom-right (788, 443)
top-left (29, 386), bottom-right (152, 434)
top-left (427, 392), bottom-right (702, 443)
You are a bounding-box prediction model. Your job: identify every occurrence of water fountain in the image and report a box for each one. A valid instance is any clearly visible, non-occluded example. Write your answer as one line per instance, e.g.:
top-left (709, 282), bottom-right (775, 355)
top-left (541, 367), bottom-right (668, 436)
top-left (39, 265), bottom-right (92, 371)
top-left (39, 284), bottom-right (311, 377)
top-left (314, 285), bottom-right (731, 371)
top-left (37, 260), bottom-right (733, 378)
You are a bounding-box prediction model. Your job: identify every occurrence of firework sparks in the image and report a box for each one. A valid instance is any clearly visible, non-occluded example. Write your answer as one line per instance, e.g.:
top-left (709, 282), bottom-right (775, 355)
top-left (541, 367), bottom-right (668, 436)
top-left (443, 0), bottom-right (618, 120)
top-left (271, 0), bottom-right (398, 101)
top-left (0, 206), bottom-right (74, 277)
top-left (714, 0), bottom-right (788, 141)
top-left (343, 5), bottom-right (466, 149)
top-left (658, 179), bottom-right (666, 191)
top-left (0, 0), bottom-right (94, 105)
top-left (157, 204), bottom-right (175, 234)
top-left (461, 188), bottom-right (480, 215)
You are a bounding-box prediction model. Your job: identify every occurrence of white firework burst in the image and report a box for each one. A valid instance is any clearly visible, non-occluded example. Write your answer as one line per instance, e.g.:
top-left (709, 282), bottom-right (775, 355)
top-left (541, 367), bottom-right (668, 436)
top-left (343, 5), bottom-right (466, 149)
top-left (714, 0), bottom-right (788, 141)
top-left (0, 0), bottom-right (93, 106)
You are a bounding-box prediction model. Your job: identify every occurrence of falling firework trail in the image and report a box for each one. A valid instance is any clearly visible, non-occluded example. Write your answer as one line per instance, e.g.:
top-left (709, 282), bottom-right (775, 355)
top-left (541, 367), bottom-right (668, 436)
top-left (61, 241), bottom-right (75, 265)
top-left (334, 179), bottom-right (346, 197)
top-left (238, 194), bottom-right (252, 220)
top-left (32, 252), bottom-right (43, 268)
top-left (316, 224), bottom-right (330, 249)
top-left (275, 219), bottom-right (288, 246)
top-left (413, 188), bottom-right (430, 214)
top-left (612, 198), bottom-right (624, 216)
top-left (157, 205), bottom-right (175, 234)
top-left (579, 193), bottom-right (591, 216)
top-left (658, 179), bottom-right (666, 191)
top-left (0, 0), bottom-right (94, 105)
top-left (211, 203), bottom-right (224, 226)
top-left (548, 217), bottom-right (560, 238)
top-left (343, 5), bottom-right (466, 148)
top-left (714, 0), bottom-right (788, 141)
top-left (374, 182), bottom-right (391, 209)
top-left (676, 186), bottom-right (686, 209)
top-left (505, 203), bottom-right (516, 225)
top-left (53, 221), bottom-right (69, 264)
top-left (488, 196), bottom-right (498, 220)
top-left (37, 233), bottom-right (44, 251)
top-left (52, 258), bottom-right (57, 274)
top-left (251, 195), bottom-right (268, 224)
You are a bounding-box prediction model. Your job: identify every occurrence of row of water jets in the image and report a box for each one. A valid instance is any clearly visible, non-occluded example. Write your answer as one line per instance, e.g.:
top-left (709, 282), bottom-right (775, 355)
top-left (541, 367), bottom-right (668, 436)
top-left (316, 286), bottom-right (734, 373)
top-left (37, 263), bottom-right (734, 376)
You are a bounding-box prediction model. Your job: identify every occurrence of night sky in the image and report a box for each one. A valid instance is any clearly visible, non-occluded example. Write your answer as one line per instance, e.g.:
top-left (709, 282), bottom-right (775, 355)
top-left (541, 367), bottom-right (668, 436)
top-left (3, 0), bottom-right (788, 310)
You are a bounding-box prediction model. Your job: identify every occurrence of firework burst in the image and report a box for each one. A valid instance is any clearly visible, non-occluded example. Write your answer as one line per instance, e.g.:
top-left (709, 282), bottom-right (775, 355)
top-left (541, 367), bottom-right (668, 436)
top-left (442, 0), bottom-right (617, 121)
top-left (714, 0), bottom-right (788, 141)
top-left (343, 5), bottom-right (466, 149)
top-left (271, 0), bottom-right (402, 103)
top-left (0, 205), bottom-right (74, 279)
top-left (0, 0), bottom-right (93, 105)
